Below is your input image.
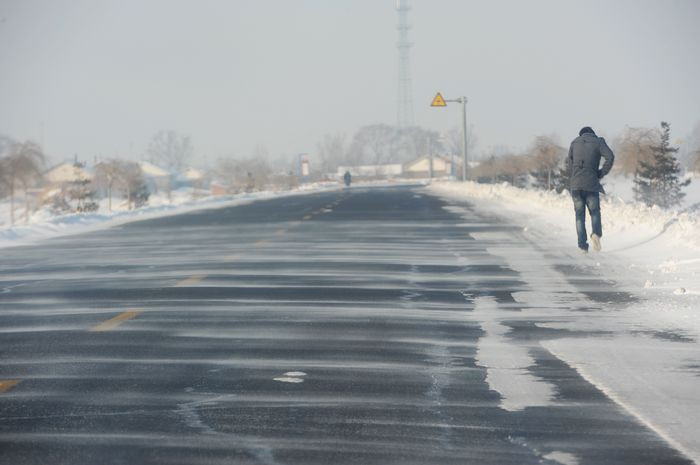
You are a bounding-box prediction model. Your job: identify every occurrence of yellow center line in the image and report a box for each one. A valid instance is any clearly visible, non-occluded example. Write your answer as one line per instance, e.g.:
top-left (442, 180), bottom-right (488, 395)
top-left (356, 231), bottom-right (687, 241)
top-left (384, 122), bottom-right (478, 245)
top-left (289, 221), bottom-right (302, 227)
top-left (90, 310), bottom-right (143, 332)
top-left (0, 380), bottom-right (21, 394)
top-left (255, 239), bottom-right (270, 245)
top-left (275, 228), bottom-right (287, 235)
top-left (303, 214), bottom-right (313, 220)
top-left (174, 274), bottom-right (207, 287)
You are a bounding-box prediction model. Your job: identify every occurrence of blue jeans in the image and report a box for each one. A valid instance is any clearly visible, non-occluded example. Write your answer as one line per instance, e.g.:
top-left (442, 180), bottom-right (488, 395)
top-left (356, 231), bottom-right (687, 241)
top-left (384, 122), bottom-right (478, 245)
top-left (571, 190), bottom-right (602, 250)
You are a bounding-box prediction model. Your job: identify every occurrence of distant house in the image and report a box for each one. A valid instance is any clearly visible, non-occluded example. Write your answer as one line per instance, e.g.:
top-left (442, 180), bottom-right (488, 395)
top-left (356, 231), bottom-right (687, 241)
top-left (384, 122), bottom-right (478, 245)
top-left (336, 164), bottom-right (403, 179)
top-left (45, 161), bottom-right (93, 185)
top-left (403, 155), bottom-right (458, 178)
top-left (210, 182), bottom-right (229, 196)
top-left (181, 167), bottom-right (208, 198)
top-left (336, 155), bottom-right (459, 180)
top-left (184, 167), bottom-right (204, 182)
top-left (42, 161), bottom-right (97, 212)
top-left (139, 161), bottom-right (172, 194)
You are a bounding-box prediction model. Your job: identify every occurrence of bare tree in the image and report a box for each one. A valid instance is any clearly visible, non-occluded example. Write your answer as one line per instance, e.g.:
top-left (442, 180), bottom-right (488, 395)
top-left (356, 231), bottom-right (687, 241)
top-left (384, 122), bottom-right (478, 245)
top-left (264, 153), bottom-right (301, 186)
top-left (94, 159), bottom-right (126, 212)
top-left (0, 135), bottom-right (14, 198)
top-left (692, 148), bottom-right (700, 174)
top-left (269, 169), bottom-right (299, 190)
top-left (612, 126), bottom-right (660, 176)
top-left (316, 133), bottom-right (347, 175)
top-left (528, 135), bottom-right (565, 190)
top-left (95, 159), bottom-right (147, 210)
top-left (344, 125), bottom-right (453, 167)
top-left (116, 161), bottom-right (148, 210)
top-left (147, 130), bottom-right (193, 172)
top-left (396, 126), bottom-right (443, 161)
top-left (214, 157), bottom-right (271, 192)
top-left (214, 158), bottom-right (238, 189)
top-left (347, 124), bottom-right (398, 165)
top-left (2, 140), bottom-right (45, 224)
top-left (243, 158), bottom-right (271, 191)
top-left (499, 153), bottom-right (530, 187)
top-left (472, 154), bottom-right (499, 182)
top-left (473, 150), bottom-right (530, 187)
top-left (678, 122), bottom-right (700, 170)
top-left (444, 126), bottom-right (478, 160)
top-left (686, 122), bottom-right (700, 174)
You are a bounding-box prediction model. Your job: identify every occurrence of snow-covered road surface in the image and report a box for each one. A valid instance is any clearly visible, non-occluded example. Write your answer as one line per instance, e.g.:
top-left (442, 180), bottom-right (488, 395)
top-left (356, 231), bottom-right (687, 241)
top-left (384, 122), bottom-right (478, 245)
top-left (0, 185), bottom-right (695, 464)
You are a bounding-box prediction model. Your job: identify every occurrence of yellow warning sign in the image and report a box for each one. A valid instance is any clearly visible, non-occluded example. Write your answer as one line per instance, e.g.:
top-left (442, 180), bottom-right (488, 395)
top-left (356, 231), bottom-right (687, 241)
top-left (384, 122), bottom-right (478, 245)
top-left (430, 92), bottom-right (447, 107)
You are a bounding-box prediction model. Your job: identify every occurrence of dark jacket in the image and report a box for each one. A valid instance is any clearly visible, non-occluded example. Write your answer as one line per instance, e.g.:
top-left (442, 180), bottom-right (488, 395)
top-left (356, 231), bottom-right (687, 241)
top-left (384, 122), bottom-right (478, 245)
top-left (566, 133), bottom-right (615, 193)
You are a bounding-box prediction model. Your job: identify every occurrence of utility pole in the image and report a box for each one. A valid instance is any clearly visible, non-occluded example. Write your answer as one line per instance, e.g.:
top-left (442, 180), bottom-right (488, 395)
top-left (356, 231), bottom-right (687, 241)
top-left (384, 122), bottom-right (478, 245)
top-left (459, 97), bottom-right (468, 181)
top-left (427, 136), bottom-right (433, 181)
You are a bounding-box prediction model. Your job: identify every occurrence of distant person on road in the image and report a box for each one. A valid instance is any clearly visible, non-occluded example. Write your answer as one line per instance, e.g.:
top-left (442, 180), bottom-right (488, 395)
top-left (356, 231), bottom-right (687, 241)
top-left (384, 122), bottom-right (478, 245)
top-left (343, 171), bottom-right (352, 187)
top-left (566, 126), bottom-right (615, 253)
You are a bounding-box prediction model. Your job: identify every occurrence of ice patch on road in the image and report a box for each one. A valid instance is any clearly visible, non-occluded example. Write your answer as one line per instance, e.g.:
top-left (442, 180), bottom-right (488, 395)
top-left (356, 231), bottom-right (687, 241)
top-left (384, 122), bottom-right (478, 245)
top-left (274, 371), bottom-right (307, 383)
top-left (543, 451), bottom-right (579, 465)
top-left (441, 205), bottom-right (470, 216)
top-left (273, 377), bottom-right (304, 384)
top-left (474, 296), bottom-right (556, 411)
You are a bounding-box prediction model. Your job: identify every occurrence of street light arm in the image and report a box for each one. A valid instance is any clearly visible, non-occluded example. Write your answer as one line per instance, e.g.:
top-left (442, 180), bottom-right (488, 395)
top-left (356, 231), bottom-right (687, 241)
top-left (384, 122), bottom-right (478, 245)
top-left (430, 92), bottom-right (468, 181)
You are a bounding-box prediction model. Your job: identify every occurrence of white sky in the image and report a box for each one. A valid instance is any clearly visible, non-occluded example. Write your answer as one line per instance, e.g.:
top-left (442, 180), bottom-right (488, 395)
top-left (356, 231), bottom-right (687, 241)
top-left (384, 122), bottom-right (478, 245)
top-left (1, 0), bottom-right (699, 165)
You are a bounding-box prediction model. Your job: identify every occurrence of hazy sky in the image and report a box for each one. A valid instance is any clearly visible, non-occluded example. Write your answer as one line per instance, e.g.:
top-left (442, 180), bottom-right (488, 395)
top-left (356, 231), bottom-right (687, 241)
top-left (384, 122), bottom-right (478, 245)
top-left (1, 0), bottom-right (699, 165)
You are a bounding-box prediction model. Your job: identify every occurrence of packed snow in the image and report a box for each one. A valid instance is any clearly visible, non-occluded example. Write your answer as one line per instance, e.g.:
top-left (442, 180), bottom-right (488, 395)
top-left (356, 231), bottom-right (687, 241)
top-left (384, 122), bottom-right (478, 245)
top-left (474, 295), bottom-right (557, 411)
top-left (429, 175), bottom-right (700, 463)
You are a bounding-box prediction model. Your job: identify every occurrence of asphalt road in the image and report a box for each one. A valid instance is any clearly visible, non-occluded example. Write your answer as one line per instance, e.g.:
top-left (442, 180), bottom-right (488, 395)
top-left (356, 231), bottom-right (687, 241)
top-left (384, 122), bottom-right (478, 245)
top-left (0, 185), bottom-right (692, 465)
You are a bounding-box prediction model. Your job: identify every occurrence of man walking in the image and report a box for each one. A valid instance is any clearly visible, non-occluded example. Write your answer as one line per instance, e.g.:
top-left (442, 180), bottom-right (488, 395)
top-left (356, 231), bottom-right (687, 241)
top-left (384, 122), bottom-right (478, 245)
top-left (567, 127), bottom-right (615, 253)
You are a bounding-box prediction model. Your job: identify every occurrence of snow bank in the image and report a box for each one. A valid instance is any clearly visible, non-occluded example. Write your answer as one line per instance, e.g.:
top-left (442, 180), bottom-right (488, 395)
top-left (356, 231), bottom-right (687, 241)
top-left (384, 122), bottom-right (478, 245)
top-left (430, 179), bottom-right (700, 250)
top-left (430, 180), bottom-right (700, 295)
top-left (0, 182), bottom-right (339, 249)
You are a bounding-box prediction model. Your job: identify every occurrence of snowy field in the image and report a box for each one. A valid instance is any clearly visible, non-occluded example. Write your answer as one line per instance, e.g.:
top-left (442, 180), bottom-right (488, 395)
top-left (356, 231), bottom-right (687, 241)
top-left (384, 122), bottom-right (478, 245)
top-left (0, 182), bottom-right (340, 249)
top-left (428, 175), bottom-right (700, 463)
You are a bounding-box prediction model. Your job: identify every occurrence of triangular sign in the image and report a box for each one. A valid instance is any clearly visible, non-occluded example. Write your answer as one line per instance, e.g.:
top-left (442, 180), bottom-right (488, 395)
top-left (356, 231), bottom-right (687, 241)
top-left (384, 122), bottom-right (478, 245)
top-left (431, 92), bottom-right (447, 107)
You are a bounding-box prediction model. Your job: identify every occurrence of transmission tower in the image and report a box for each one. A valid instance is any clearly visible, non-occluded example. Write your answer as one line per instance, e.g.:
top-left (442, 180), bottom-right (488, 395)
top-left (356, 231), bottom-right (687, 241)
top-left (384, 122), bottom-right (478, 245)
top-left (396, 0), bottom-right (414, 128)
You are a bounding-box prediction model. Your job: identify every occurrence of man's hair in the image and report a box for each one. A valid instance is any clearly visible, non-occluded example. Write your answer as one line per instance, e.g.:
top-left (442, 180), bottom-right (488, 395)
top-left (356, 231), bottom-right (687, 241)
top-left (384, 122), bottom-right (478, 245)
top-left (579, 126), bottom-right (595, 136)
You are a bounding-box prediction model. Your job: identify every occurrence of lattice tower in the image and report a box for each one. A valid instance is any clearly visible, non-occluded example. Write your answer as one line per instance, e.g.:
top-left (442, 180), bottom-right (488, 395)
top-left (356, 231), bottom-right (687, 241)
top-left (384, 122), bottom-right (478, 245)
top-left (396, 0), bottom-right (414, 127)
